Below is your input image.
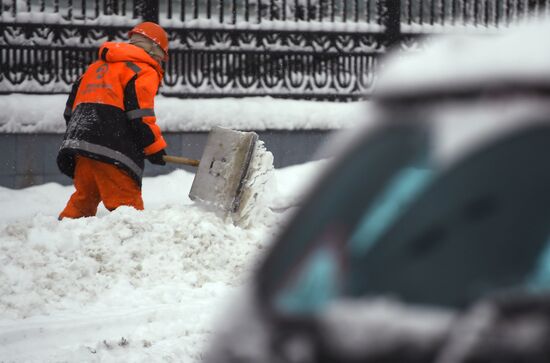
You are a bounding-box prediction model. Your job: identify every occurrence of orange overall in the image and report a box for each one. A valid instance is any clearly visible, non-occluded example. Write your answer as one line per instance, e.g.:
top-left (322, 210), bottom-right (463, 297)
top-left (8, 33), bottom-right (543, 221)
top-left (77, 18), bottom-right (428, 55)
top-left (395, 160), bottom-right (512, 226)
top-left (59, 156), bottom-right (144, 219)
top-left (57, 41), bottom-right (167, 219)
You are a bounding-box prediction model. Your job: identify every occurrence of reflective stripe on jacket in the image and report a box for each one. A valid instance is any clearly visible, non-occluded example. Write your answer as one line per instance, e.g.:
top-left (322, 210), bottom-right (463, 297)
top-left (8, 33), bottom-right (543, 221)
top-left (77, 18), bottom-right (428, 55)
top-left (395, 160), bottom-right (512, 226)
top-left (57, 42), bottom-right (167, 185)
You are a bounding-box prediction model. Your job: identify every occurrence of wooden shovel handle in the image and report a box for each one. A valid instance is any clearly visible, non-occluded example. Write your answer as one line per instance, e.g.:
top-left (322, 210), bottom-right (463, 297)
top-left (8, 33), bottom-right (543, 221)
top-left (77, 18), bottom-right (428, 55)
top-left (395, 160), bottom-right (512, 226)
top-left (163, 155), bottom-right (200, 167)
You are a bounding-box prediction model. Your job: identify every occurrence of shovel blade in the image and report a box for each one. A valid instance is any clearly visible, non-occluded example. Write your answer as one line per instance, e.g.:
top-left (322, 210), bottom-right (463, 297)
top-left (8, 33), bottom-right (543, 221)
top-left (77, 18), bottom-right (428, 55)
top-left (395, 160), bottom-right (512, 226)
top-left (189, 126), bottom-right (258, 213)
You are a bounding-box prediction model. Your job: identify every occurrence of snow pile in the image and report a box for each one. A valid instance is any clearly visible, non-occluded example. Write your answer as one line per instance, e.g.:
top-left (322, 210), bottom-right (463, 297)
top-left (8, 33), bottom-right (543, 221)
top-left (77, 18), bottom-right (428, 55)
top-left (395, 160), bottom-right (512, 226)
top-left (0, 206), bottom-right (264, 320)
top-left (0, 95), bottom-right (366, 133)
top-left (0, 205), bottom-right (268, 361)
top-left (270, 159), bottom-right (331, 212)
top-left (0, 161), bottom-right (327, 362)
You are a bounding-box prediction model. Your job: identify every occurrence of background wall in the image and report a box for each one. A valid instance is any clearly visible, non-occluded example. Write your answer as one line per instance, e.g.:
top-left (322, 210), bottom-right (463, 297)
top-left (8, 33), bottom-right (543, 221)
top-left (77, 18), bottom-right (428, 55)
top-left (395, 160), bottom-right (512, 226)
top-left (0, 130), bottom-right (335, 189)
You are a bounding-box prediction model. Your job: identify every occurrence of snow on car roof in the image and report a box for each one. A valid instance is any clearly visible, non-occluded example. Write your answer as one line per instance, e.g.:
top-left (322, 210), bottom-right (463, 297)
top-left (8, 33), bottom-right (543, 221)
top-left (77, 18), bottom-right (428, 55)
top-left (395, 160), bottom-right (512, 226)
top-left (376, 20), bottom-right (550, 98)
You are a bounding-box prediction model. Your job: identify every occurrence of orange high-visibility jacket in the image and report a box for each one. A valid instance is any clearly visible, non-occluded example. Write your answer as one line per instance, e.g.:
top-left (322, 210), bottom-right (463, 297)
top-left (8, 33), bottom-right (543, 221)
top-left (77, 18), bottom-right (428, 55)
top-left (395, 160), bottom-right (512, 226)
top-left (57, 42), bottom-right (167, 185)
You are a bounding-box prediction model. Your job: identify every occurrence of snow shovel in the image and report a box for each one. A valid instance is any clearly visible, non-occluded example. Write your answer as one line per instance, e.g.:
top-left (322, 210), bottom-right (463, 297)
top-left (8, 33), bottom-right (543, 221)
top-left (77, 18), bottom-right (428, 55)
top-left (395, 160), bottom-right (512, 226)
top-left (162, 126), bottom-right (259, 214)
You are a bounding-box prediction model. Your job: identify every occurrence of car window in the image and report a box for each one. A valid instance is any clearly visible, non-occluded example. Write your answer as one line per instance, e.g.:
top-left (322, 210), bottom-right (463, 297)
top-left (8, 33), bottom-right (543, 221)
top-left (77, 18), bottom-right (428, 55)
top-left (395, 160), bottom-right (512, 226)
top-left (348, 166), bottom-right (434, 257)
top-left (273, 163), bottom-right (434, 315)
top-left (349, 125), bottom-right (550, 308)
top-left (259, 122), bottom-right (550, 316)
top-left (256, 122), bottom-right (431, 315)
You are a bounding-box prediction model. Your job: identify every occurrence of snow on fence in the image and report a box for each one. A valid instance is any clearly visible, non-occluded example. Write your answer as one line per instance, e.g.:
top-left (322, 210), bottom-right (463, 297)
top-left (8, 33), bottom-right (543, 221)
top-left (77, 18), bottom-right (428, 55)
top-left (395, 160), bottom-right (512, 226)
top-left (401, 0), bottom-right (550, 32)
top-left (1, 0), bottom-right (385, 25)
top-left (1, 0), bottom-right (549, 99)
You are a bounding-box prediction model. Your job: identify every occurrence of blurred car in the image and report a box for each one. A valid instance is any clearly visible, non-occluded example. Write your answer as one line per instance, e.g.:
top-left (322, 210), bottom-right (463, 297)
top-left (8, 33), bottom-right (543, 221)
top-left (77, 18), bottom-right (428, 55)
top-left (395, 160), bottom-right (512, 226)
top-left (205, 21), bottom-right (550, 363)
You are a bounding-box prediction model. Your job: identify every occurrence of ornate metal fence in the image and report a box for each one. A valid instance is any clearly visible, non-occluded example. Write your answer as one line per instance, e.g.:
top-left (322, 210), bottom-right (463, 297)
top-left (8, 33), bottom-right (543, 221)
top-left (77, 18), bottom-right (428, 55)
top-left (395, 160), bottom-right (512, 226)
top-left (1, 0), bottom-right (549, 100)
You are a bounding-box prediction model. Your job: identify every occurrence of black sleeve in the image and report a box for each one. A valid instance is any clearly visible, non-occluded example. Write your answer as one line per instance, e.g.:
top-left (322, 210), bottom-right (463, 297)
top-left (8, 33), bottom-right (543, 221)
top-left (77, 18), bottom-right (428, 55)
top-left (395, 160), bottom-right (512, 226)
top-left (64, 77), bottom-right (82, 125)
top-left (147, 149), bottom-right (167, 165)
top-left (123, 74), bottom-right (156, 148)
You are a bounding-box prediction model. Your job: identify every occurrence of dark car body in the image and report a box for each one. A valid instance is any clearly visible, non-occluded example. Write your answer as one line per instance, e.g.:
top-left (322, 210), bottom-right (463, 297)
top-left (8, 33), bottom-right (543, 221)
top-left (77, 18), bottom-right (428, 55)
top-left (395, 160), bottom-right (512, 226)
top-left (206, 21), bottom-right (550, 363)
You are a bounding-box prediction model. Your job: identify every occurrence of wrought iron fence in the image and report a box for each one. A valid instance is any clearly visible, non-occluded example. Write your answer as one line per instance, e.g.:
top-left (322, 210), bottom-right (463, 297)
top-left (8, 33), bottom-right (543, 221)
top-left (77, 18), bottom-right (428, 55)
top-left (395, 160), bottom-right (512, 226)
top-left (159, 1), bottom-right (385, 24)
top-left (1, 0), bottom-right (549, 100)
top-left (401, 0), bottom-right (550, 29)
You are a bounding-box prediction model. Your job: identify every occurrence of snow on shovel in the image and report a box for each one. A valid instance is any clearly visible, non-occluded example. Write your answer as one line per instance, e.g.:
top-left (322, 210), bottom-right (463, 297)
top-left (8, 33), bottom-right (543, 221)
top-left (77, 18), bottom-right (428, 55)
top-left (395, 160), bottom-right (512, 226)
top-left (162, 126), bottom-right (272, 222)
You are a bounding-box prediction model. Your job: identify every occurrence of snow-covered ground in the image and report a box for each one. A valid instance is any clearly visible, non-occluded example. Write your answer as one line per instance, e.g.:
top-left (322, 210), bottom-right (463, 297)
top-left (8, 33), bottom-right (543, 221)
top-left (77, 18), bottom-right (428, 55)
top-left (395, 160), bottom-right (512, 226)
top-left (0, 160), bottom-right (327, 362)
top-left (0, 79), bottom-right (355, 363)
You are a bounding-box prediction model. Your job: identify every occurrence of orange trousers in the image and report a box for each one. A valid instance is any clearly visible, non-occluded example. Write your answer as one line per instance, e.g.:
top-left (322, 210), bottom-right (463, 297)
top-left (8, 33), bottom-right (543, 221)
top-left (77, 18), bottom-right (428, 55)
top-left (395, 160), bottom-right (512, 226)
top-left (59, 156), bottom-right (143, 219)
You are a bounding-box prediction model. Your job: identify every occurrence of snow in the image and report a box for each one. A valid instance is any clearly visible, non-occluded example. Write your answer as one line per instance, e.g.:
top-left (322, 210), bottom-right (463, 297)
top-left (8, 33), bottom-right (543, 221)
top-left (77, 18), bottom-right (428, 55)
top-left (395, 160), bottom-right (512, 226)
top-left (0, 160), bottom-right (328, 362)
top-left (0, 3), bottom-right (139, 26)
top-left (233, 141), bottom-right (275, 227)
top-left (4, 11), bottom-right (550, 363)
top-left (377, 20), bottom-right (550, 97)
top-left (371, 19), bottom-right (550, 170)
top-left (320, 298), bottom-right (455, 359)
top-left (430, 98), bottom-right (550, 168)
top-left (269, 159), bottom-right (330, 211)
top-left (400, 23), bottom-right (506, 34)
top-left (159, 18), bottom-right (383, 32)
top-left (0, 95), bottom-right (365, 133)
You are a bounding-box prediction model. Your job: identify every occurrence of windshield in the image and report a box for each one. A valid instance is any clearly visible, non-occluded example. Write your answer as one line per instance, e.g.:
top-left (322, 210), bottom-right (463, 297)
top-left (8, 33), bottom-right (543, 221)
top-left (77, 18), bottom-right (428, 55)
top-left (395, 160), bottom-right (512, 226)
top-left (258, 122), bottom-right (550, 315)
top-left (257, 122), bottom-right (432, 313)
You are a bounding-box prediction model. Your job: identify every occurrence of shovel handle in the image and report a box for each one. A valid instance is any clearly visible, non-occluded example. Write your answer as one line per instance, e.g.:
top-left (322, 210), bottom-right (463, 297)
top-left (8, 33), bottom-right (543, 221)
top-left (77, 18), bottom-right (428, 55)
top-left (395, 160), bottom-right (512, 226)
top-left (163, 155), bottom-right (200, 167)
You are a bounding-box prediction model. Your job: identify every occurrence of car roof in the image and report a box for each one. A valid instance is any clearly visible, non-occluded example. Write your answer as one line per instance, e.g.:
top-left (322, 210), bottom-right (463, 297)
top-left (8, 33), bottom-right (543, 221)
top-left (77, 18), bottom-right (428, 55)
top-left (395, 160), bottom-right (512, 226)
top-left (375, 20), bottom-right (550, 100)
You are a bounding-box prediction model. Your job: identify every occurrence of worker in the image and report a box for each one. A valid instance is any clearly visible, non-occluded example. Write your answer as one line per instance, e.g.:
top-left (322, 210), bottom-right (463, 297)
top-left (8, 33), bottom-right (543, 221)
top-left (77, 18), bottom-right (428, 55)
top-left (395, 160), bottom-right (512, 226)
top-left (57, 22), bottom-right (169, 219)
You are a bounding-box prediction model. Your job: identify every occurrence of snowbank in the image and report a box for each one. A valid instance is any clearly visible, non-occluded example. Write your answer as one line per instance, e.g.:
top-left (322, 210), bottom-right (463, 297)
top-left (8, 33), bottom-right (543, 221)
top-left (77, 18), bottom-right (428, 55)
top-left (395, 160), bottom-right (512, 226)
top-left (0, 161), bottom-right (328, 362)
top-left (0, 94), bottom-right (366, 133)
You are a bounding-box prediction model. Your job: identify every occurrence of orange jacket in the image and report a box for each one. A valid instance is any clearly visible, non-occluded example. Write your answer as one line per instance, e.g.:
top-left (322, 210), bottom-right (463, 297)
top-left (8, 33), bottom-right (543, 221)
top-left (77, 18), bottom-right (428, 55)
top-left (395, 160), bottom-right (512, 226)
top-left (58, 42), bottom-right (167, 184)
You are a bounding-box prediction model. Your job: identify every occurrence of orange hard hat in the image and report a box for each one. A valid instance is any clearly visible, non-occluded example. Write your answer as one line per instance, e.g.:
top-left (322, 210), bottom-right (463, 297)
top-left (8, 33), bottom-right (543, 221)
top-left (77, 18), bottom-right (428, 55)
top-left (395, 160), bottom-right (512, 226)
top-left (128, 22), bottom-right (169, 60)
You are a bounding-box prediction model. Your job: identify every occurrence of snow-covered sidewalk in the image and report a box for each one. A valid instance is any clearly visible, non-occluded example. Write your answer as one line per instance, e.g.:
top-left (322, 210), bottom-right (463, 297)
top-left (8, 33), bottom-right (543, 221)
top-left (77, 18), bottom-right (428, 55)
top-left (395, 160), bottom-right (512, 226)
top-left (0, 95), bottom-right (366, 133)
top-left (0, 161), bottom-right (326, 362)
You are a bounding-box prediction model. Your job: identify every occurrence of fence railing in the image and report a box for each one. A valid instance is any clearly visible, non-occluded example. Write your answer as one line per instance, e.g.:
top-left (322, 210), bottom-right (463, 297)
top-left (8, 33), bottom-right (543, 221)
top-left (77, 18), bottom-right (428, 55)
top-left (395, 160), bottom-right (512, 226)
top-left (1, 0), bottom-right (549, 100)
top-left (400, 0), bottom-right (550, 30)
top-left (0, 0), bottom-right (152, 22)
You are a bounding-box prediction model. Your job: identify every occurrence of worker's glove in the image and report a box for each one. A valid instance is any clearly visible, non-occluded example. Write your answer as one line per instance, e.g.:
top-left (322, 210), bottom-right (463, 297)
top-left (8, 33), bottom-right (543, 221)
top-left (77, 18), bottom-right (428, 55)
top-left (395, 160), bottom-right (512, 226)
top-left (147, 149), bottom-right (167, 166)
